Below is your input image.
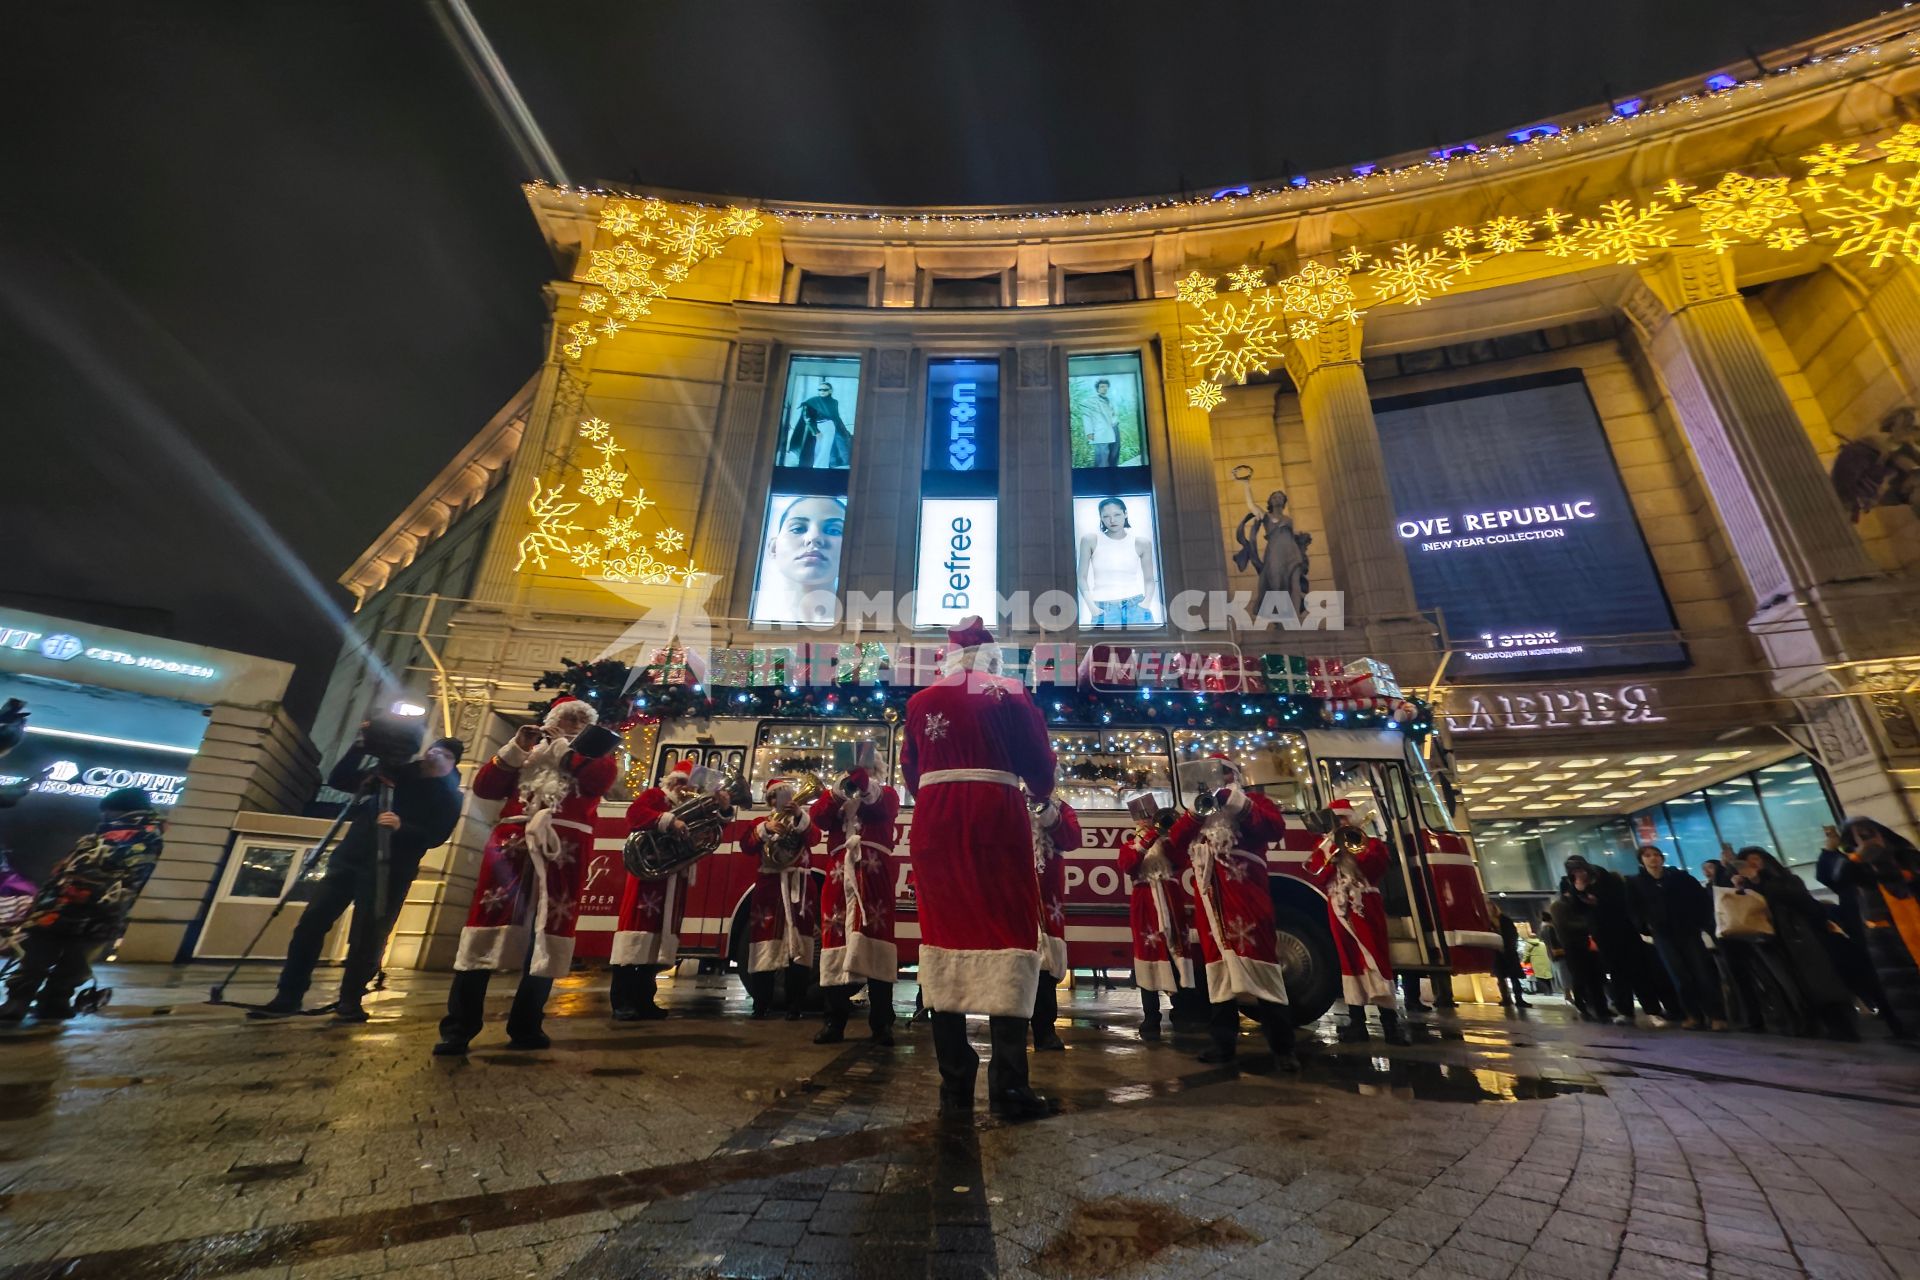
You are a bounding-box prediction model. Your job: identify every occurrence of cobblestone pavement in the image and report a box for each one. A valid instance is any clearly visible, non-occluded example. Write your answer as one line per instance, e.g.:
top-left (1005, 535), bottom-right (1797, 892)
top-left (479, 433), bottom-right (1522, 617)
top-left (1, 966), bottom-right (1917, 1280)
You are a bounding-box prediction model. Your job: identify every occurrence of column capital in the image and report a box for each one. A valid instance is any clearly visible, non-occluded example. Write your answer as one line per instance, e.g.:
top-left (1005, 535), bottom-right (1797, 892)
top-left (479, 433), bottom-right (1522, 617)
top-left (1631, 246), bottom-right (1739, 322)
top-left (1282, 315), bottom-right (1364, 388)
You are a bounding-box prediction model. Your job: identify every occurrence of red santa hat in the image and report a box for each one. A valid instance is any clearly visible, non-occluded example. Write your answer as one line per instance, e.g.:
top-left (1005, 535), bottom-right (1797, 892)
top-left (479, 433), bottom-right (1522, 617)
top-left (663, 758), bottom-right (697, 786)
top-left (1329, 798), bottom-right (1353, 812)
top-left (765, 777), bottom-right (798, 806)
top-left (948, 616), bottom-right (994, 650)
top-left (941, 615), bottom-right (1003, 676)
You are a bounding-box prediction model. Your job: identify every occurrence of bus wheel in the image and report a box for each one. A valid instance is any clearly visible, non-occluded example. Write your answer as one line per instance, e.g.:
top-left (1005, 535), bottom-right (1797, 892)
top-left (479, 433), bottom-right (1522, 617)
top-left (1273, 903), bottom-right (1338, 1027)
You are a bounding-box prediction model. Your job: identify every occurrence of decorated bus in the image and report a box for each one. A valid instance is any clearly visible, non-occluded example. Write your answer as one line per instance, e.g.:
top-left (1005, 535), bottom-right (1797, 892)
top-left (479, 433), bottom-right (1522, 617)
top-left (543, 643), bottom-right (1501, 1025)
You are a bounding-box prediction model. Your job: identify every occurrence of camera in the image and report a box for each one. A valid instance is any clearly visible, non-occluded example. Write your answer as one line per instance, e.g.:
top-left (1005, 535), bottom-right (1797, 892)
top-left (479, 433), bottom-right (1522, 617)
top-left (0, 698), bottom-right (28, 760)
top-left (361, 711), bottom-right (427, 769)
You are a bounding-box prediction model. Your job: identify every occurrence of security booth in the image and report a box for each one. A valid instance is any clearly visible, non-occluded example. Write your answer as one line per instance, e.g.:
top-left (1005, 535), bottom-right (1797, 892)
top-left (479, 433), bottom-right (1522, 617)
top-left (0, 608), bottom-right (317, 963)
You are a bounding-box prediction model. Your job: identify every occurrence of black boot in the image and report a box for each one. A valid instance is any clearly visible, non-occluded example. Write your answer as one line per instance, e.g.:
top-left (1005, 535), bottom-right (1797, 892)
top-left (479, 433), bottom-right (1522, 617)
top-left (746, 970), bottom-right (773, 1018)
top-left (505, 975), bottom-right (554, 1049)
top-left (1198, 999), bottom-right (1240, 1064)
top-left (1338, 1004), bottom-right (1371, 1042)
top-left (1031, 972), bottom-right (1065, 1051)
top-left (866, 979), bottom-right (896, 1046)
top-left (929, 1011), bottom-right (978, 1112)
top-left (1258, 1001), bottom-right (1301, 1073)
top-left (987, 1013), bottom-right (1054, 1120)
top-left (1381, 1008), bottom-right (1412, 1046)
top-left (435, 969), bottom-right (490, 1055)
top-left (816, 983), bottom-right (850, 1044)
top-left (1139, 988), bottom-right (1162, 1041)
top-left (611, 964), bottom-right (664, 1022)
top-left (783, 963), bottom-right (809, 1020)
top-left (247, 991), bottom-right (305, 1020)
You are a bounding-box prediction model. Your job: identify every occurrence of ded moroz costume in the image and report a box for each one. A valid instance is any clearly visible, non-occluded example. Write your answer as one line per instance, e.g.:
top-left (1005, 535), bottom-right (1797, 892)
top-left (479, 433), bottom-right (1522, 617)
top-left (1166, 754), bottom-right (1300, 1069)
top-left (608, 757), bottom-right (709, 1021)
top-left (437, 698), bottom-right (618, 1055)
top-left (1029, 798), bottom-right (1081, 1051)
top-left (810, 764), bottom-right (901, 1045)
top-left (1117, 804), bottom-right (1194, 1040)
top-left (903, 616), bottom-right (1059, 1119)
top-left (1303, 797), bottom-right (1409, 1044)
top-left (737, 778), bottom-right (819, 1019)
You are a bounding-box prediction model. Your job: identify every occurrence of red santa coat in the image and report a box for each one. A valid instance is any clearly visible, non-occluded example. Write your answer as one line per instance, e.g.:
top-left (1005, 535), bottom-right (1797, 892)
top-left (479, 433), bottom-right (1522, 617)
top-left (1304, 833), bottom-right (1396, 1006)
top-left (1033, 800), bottom-right (1082, 978)
top-left (737, 813), bottom-right (819, 973)
top-left (1118, 831), bottom-right (1195, 993)
top-left (611, 785), bottom-right (694, 967)
top-left (902, 666), bottom-right (1057, 1017)
top-left (810, 780), bottom-right (900, 986)
top-left (1168, 789), bottom-right (1291, 1006)
top-left (458, 736), bottom-right (618, 978)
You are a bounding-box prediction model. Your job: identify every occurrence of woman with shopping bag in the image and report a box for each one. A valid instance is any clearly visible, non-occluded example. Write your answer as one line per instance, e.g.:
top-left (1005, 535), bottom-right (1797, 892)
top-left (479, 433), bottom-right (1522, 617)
top-left (1733, 848), bottom-right (1858, 1041)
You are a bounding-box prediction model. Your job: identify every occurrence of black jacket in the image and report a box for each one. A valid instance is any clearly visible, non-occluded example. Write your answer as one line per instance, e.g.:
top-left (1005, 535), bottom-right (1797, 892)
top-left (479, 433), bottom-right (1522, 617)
top-left (325, 753), bottom-right (463, 878)
top-left (1628, 867), bottom-right (1712, 938)
top-left (1557, 867), bottom-right (1636, 944)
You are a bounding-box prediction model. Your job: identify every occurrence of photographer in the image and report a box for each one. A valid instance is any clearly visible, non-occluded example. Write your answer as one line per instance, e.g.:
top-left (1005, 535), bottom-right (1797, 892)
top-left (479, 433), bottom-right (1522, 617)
top-left (252, 725), bottom-right (464, 1022)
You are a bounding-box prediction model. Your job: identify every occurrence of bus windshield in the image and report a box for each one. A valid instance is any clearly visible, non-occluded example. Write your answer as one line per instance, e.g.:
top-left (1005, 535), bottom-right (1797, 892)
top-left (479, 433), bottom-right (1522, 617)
top-left (1171, 729), bottom-right (1314, 811)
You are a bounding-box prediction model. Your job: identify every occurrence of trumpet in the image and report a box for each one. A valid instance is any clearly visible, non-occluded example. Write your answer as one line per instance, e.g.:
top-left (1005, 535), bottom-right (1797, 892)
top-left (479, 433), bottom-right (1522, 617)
top-left (759, 772), bottom-right (825, 871)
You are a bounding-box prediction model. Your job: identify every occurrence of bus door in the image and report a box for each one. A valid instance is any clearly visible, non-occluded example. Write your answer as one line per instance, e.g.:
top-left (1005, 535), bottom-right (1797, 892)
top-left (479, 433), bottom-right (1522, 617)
top-left (1313, 740), bottom-right (1443, 971)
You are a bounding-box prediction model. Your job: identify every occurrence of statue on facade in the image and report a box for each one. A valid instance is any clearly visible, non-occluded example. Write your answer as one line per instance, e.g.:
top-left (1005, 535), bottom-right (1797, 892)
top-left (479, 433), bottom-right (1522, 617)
top-left (1231, 466), bottom-right (1312, 616)
top-left (1831, 405), bottom-right (1920, 522)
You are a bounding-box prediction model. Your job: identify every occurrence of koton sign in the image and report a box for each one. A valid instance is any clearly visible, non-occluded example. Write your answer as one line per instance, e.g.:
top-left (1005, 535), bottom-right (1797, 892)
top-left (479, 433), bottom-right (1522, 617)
top-left (1444, 684), bottom-right (1664, 732)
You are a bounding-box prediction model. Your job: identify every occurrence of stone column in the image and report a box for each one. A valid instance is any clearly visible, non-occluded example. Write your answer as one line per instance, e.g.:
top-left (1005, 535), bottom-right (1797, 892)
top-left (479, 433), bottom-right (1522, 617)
top-left (1629, 248), bottom-right (1919, 838)
top-left (1153, 325), bottom-right (1231, 604)
top-left (1282, 317), bottom-right (1437, 680)
top-left (845, 346), bottom-right (917, 608)
top-left (1005, 343), bottom-right (1071, 614)
top-left (693, 338), bottom-right (773, 621)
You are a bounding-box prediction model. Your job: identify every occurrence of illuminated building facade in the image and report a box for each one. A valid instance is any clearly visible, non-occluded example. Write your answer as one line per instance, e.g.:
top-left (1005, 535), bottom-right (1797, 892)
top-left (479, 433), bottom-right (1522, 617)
top-left (329, 12), bottom-right (1920, 962)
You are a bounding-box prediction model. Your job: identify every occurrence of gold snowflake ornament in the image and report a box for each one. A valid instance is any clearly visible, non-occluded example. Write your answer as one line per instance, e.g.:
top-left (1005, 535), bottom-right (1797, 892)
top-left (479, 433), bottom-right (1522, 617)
top-left (1570, 199), bottom-right (1675, 264)
top-left (1186, 382), bottom-right (1225, 412)
top-left (1277, 260), bottom-right (1360, 324)
top-left (1175, 271), bottom-right (1219, 307)
top-left (1478, 215), bottom-right (1535, 254)
top-left (565, 199), bottom-right (763, 362)
top-left (578, 463), bottom-right (627, 506)
top-left (515, 478), bottom-right (585, 571)
top-left (1182, 299), bottom-right (1283, 384)
top-left (1802, 142), bottom-right (1868, 178)
top-left (1367, 243), bottom-right (1471, 307)
top-left (1226, 263), bottom-right (1267, 294)
top-left (1815, 171), bottom-right (1920, 268)
top-left (1689, 173), bottom-right (1798, 241)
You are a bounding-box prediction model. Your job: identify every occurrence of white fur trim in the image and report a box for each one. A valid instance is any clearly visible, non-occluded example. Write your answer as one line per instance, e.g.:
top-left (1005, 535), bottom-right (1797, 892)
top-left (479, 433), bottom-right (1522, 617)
top-left (1134, 957), bottom-right (1193, 993)
top-left (1034, 799), bottom-right (1061, 827)
top-left (1205, 954), bottom-right (1290, 1006)
top-left (1039, 935), bottom-right (1068, 978)
top-left (455, 924), bottom-right (528, 972)
top-left (612, 930), bottom-right (679, 967)
top-left (916, 945), bottom-right (1040, 1018)
top-left (495, 739), bottom-right (530, 769)
top-left (749, 936), bottom-right (814, 973)
top-left (791, 810), bottom-right (811, 834)
top-left (529, 933), bottom-right (576, 979)
top-left (941, 646), bottom-right (1003, 676)
top-left (654, 813), bottom-right (678, 832)
top-left (1342, 973), bottom-right (1396, 1006)
top-left (820, 935), bottom-right (899, 986)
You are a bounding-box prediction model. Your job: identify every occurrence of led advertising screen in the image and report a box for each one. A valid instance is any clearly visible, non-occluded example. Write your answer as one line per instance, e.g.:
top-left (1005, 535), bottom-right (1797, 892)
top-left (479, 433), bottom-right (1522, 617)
top-left (749, 492), bottom-right (846, 625)
top-left (1073, 493), bottom-right (1164, 628)
top-left (913, 498), bottom-right (999, 628)
top-left (922, 358), bottom-right (999, 477)
top-left (1068, 353), bottom-right (1147, 469)
top-left (1373, 371), bottom-right (1685, 678)
top-left (778, 355), bottom-right (861, 470)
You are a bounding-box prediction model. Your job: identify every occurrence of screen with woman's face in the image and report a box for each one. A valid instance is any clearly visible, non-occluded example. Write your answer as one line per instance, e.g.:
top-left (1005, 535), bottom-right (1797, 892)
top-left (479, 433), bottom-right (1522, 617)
top-left (750, 492), bottom-right (847, 624)
top-left (1073, 492), bottom-right (1163, 627)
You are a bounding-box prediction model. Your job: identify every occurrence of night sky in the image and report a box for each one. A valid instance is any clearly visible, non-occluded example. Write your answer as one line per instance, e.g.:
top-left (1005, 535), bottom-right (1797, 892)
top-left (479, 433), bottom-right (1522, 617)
top-left (0, 0), bottom-right (1889, 723)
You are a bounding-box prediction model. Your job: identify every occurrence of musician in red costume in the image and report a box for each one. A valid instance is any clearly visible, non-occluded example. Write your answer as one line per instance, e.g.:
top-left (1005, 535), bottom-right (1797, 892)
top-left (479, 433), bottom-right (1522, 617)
top-left (1030, 797), bottom-right (1081, 1051)
top-left (1304, 796), bottom-right (1409, 1044)
top-left (736, 778), bottom-right (818, 1019)
top-left (609, 758), bottom-right (707, 1021)
top-left (1166, 754), bottom-right (1300, 1070)
top-left (1117, 801), bottom-right (1193, 1041)
top-left (810, 760), bottom-right (899, 1045)
top-left (436, 697), bottom-right (618, 1055)
top-left (902, 616), bottom-right (1059, 1120)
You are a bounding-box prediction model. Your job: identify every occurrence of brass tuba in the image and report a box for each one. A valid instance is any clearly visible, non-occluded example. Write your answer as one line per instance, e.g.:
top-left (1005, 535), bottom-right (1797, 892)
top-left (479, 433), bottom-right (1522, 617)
top-left (758, 772), bottom-right (826, 871)
top-left (622, 767), bottom-right (742, 881)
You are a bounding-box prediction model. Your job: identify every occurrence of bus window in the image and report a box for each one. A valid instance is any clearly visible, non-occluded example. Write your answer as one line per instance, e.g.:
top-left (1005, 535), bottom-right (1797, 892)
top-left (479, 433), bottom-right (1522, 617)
top-left (1051, 727), bottom-right (1173, 811)
top-left (1172, 729), bottom-right (1312, 812)
top-left (1408, 752), bottom-right (1457, 834)
top-left (750, 721), bottom-right (893, 802)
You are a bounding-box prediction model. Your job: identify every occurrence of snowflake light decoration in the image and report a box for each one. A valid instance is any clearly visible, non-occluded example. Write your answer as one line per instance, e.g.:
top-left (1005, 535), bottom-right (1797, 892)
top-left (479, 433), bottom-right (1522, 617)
top-left (1570, 199), bottom-right (1675, 264)
top-left (598, 511), bottom-right (641, 551)
top-left (1815, 171), bottom-right (1920, 267)
top-left (1182, 299), bottom-right (1284, 384)
top-left (567, 199), bottom-right (762, 362)
top-left (1226, 263), bottom-right (1266, 294)
top-left (515, 477), bottom-right (585, 571)
top-left (1878, 124), bottom-right (1920, 167)
top-left (1366, 243), bottom-right (1471, 306)
top-left (1186, 382), bottom-right (1225, 411)
top-left (1441, 225), bottom-right (1476, 249)
top-left (1478, 215), bottom-right (1535, 254)
top-left (1802, 142), bottom-right (1867, 178)
top-left (1277, 259), bottom-right (1360, 325)
top-left (1766, 226), bottom-right (1810, 252)
top-left (1337, 246), bottom-right (1373, 272)
top-left (576, 417), bottom-right (613, 445)
top-left (1175, 270), bottom-right (1219, 307)
top-left (1288, 318), bottom-right (1320, 341)
top-left (1689, 174), bottom-right (1798, 241)
top-left (578, 463), bottom-right (627, 506)
top-left (654, 527), bottom-right (686, 553)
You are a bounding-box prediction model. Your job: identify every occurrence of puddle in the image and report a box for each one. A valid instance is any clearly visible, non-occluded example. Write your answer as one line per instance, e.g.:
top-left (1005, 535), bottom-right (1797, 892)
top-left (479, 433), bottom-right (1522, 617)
top-left (1304, 1053), bottom-right (1604, 1102)
top-left (586, 1066), bottom-right (648, 1078)
top-left (224, 1159), bottom-right (307, 1185)
top-left (1034, 1196), bottom-right (1254, 1277)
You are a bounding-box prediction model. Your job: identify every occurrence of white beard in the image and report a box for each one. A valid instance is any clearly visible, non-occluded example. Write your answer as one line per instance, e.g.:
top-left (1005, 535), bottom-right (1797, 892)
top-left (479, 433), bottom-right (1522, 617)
top-left (516, 737), bottom-right (576, 812)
